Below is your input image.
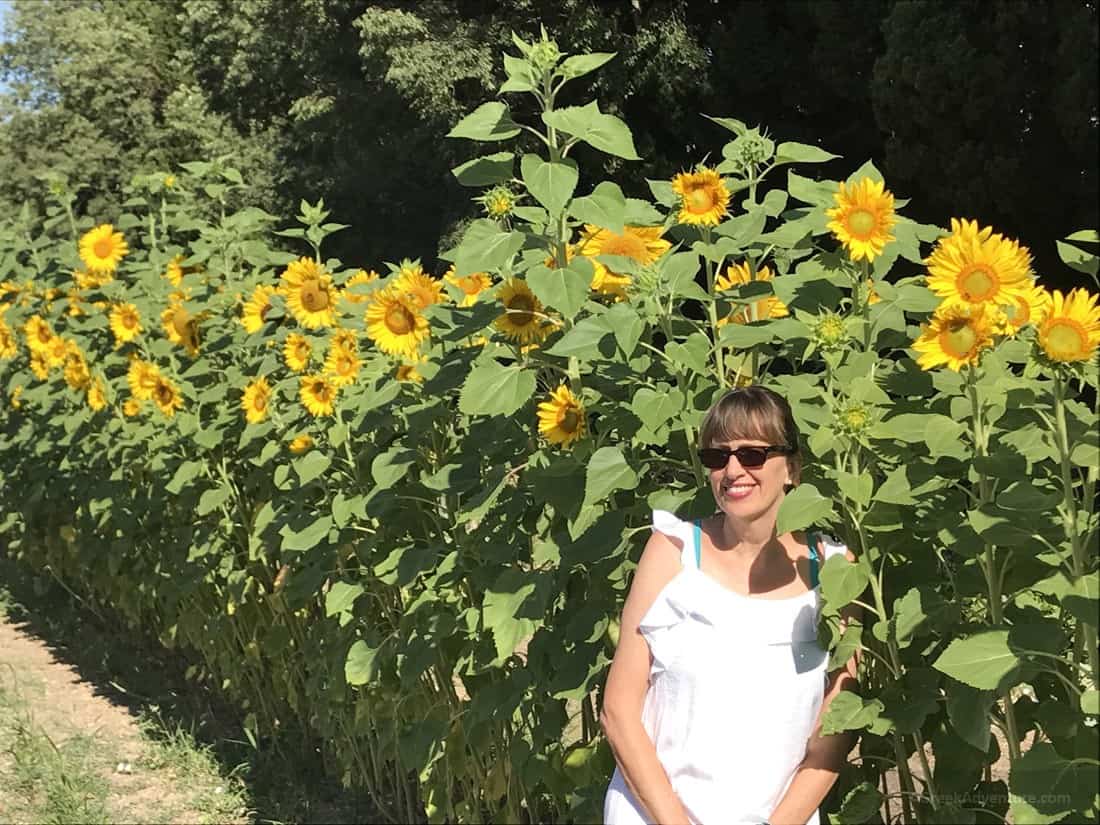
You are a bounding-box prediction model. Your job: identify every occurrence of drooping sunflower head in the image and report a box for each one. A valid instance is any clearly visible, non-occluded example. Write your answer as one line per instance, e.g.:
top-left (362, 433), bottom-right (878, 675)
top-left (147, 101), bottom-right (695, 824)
top-left (152, 375), bottom-right (183, 417)
top-left (281, 257), bottom-right (337, 329)
top-left (396, 362), bottom-right (424, 383)
top-left (161, 302), bottom-right (200, 357)
top-left (109, 303), bottom-right (142, 347)
top-left (911, 302), bottom-right (997, 372)
top-left (925, 218), bottom-right (1033, 308)
top-left (241, 377), bottom-right (272, 424)
top-left (577, 224), bottom-right (671, 299)
top-left (164, 255), bottom-right (185, 288)
top-left (537, 383), bottom-right (586, 447)
top-left (365, 287), bottom-right (430, 358)
top-left (86, 376), bottom-right (107, 412)
top-left (324, 345), bottom-right (361, 387)
top-left (495, 279), bottom-right (553, 344)
top-left (1036, 288), bottom-right (1100, 364)
top-left (288, 434), bottom-right (314, 454)
top-left (444, 266), bottom-right (493, 307)
top-left (283, 333), bottom-right (312, 372)
top-left (300, 373), bottom-right (338, 417)
top-left (241, 285), bottom-right (277, 334)
top-left (394, 262), bottom-right (445, 311)
top-left (1001, 282), bottom-right (1052, 333)
top-left (670, 167), bottom-right (730, 226)
top-left (342, 269), bottom-right (381, 304)
top-left (825, 177), bottom-right (897, 262)
top-left (715, 262), bottom-right (788, 324)
top-left (79, 224), bottom-right (129, 274)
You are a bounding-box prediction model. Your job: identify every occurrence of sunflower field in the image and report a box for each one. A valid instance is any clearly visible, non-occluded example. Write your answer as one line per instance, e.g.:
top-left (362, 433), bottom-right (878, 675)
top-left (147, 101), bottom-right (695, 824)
top-left (1, 33), bottom-right (1099, 825)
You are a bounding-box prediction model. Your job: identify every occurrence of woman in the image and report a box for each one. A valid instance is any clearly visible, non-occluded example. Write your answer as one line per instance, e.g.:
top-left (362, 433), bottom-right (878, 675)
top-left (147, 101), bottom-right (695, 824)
top-left (601, 386), bottom-right (860, 825)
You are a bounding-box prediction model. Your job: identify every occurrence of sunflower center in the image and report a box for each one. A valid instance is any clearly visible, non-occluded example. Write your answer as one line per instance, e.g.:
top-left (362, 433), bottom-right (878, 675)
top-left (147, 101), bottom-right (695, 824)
top-left (1044, 320), bottom-right (1086, 359)
top-left (599, 233), bottom-right (647, 261)
top-left (958, 265), bottom-right (997, 302)
top-left (560, 408), bottom-right (581, 433)
top-left (847, 209), bottom-right (876, 238)
top-left (300, 279), bottom-right (329, 312)
top-left (1003, 298), bottom-right (1027, 327)
top-left (385, 305), bottom-right (414, 335)
top-left (154, 383), bottom-right (173, 405)
top-left (252, 393), bottom-right (268, 412)
top-left (688, 188), bottom-right (715, 213)
top-left (93, 238), bottom-right (113, 259)
top-left (508, 295), bottom-right (535, 326)
top-left (941, 319), bottom-right (977, 357)
top-left (458, 277), bottom-right (483, 296)
top-left (171, 307), bottom-right (192, 338)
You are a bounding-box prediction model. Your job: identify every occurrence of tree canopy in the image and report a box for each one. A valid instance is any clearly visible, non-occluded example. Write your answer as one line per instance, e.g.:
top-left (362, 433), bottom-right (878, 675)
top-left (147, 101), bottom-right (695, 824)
top-left (1, 0), bottom-right (1095, 288)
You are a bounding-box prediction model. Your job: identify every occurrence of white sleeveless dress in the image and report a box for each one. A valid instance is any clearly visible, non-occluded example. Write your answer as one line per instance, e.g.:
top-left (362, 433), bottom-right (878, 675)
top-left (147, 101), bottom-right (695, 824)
top-left (603, 510), bottom-right (848, 825)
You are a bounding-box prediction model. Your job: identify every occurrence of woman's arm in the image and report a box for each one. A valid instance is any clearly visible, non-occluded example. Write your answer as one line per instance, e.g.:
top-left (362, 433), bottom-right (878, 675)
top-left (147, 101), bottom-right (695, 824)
top-left (600, 531), bottom-right (695, 825)
top-left (769, 549), bottom-right (863, 825)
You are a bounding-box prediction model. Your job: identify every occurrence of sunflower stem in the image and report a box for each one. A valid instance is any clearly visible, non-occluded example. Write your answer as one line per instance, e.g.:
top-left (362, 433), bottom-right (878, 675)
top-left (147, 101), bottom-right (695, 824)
top-left (702, 226), bottom-right (727, 386)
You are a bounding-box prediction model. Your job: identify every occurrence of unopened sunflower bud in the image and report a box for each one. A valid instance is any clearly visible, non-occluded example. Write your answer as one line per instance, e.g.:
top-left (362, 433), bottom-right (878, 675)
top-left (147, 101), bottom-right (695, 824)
top-left (835, 401), bottom-right (874, 437)
top-left (482, 185), bottom-right (517, 219)
top-left (812, 311), bottom-right (848, 350)
top-left (529, 38), bottom-right (561, 74)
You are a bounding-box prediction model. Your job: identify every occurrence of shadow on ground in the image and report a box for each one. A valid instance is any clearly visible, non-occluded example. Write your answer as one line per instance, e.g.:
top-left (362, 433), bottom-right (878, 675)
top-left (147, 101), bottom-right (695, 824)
top-left (0, 554), bottom-right (379, 825)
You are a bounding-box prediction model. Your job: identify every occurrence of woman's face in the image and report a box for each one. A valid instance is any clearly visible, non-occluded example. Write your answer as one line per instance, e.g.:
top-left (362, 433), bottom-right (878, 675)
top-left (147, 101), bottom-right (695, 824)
top-left (707, 437), bottom-right (795, 523)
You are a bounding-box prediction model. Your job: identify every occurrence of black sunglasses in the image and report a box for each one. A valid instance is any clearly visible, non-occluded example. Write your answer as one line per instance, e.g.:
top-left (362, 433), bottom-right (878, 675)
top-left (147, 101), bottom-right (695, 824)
top-left (697, 445), bottom-right (794, 470)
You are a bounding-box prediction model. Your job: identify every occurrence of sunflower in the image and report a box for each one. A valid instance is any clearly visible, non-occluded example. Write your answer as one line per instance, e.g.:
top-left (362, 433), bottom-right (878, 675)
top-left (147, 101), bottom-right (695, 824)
top-left (288, 434), bottom-right (314, 454)
top-left (10, 385), bottom-right (24, 409)
top-left (281, 257), bottom-right (337, 329)
top-left (127, 358), bottom-right (161, 401)
top-left (29, 352), bottom-right (49, 380)
top-left (670, 167), bottom-right (730, 226)
top-left (152, 375), bottom-right (183, 417)
top-left (0, 322), bottom-right (17, 359)
top-left (330, 328), bottom-right (358, 354)
top-left (86, 377), bottom-right (107, 411)
top-left (577, 224), bottom-right (671, 299)
top-left (495, 279), bottom-right (552, 344)
top-left (825, 177), bottom-right (897, 262)
top-left (395, 263), bottom-right (446, 310)
top-left (324, 345), bottom-right (361, 387)
top-left (123, 398), bottom-right (143, 417)
top-left (79, 224), bottom-right (129, 274)
top-left (283, 333), bottom-right (312, 372)
top-left (162, 301), bottom-right (200, 356)
top-left (23, 316), bottom-right (53, 353)
top-left (66, 288), bottom-right (84, 317)
top-left (164, 255), bottom-right (185, 287)
top-left (537, 383), bottom-right (586, 446)
top-left (63, 345), bottom-right (91, 390)
top-left (396, 362), bottom-right (424, 383)
top-left (300, 373), bottom-right (337, 417)
top-left (241, 377), bottom-right (272, 424)
top-left (365, 287), bottom-right (430, 357)
top-left (925, 218), bottom-right (1033, 309)
top-left (715, 262), bottom-right (789, 324)
top-left (241, 285), bottom-right (276, 334)
top-left (342, 269), bottom-right (380, 304)
top-left (912, 302), bottom-right (997, 371)
top-left (1001, 282), bottom-right (1051, 333)
top-left (45, 335), bottom-right (69, 369)
top-left (444, 266), bottom-right (493, 307)
top-left (1036, 288), bottom-right (1100, 363)
top-left (109, 303), bottom-right (142, 346)
top-left (73, 268), bottom-right (113, 290)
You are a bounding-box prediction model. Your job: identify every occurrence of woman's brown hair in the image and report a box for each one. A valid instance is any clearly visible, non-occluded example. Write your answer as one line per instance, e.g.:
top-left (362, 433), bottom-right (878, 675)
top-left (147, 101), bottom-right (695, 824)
top-left (698, 386), bottom-right (802, 482)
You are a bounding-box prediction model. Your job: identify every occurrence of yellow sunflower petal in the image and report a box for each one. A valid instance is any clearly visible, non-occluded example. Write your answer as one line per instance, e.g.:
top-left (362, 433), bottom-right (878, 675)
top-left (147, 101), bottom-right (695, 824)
top-left (825, 177), bottom-right (897, 262)
top-left (536, 383), bottom-right (586, 446)
top-left (1037, 288), bottom-right (1100, 363)
top-left (79, 224), bottom-right (129, 274)
top-left (670, 168), bottom-right (730, 226)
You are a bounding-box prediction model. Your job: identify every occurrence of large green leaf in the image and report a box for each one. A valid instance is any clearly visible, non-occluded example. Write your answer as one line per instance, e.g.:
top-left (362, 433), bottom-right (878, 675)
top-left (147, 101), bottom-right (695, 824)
top-left (818, 553), bottom-right (870, 613)
top-left (569, 181), bottom-right (628, 234)
top-left (345, 639), bottom-right (381, 686)
top-left (821, 691), bottom-right (884, 735)
top-left (776, 483), bottom-right (835, 534)
top-left (325, 581), bottom-right (364, 627)
top-left (280, 514), bottom-right (333, 553)
top-left (196, 486), bottom-right (230, 517)
top-left (546, 315), bottom-right (611, 359)
top-left (774, 141), bottom-right (841, 166)
top-left (1009, 742), bottom-right (1099, 823)
top-left (458, 361), bottom-right (536, 417)
top-left (556, 52), bottom-right (616, 80)
top-left (447, 101), bottom-right (521, 141)
top-left (520, 154), bottom-right (578, 215)
top-left (371, 447), bottom-right (417, 490)
top-left (526, 261), bottom-right (590, 320)
top-left (294, 450), bottom-right (330, 485)
top-left (892, 587), bottom-right (927, 648)
top-left (483, 567), bottom-right (545, 664)
top-left (837, 782), bottom-right (883, 824)
top-left (933, 631), bottom-right (1021, 689)
top-left (444, 219), bottom-right (525, 277)
top-left (542, 101), bottom-right (640, 160)
top-left (584, 446), bottom-right (638, 506)
top-left (946, 685), bottom-right (994, 751)
top-left (451, 151), bottom-right (514, 186)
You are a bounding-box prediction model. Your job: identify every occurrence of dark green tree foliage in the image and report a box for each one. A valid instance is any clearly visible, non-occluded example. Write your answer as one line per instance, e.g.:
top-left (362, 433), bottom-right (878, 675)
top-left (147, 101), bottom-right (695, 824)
top-left (0, 0), bottom-right (1096, 287)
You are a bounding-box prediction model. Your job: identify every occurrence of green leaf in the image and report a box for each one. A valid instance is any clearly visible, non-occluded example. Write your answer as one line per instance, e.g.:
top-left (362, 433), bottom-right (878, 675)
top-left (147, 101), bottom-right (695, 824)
top-left (459, 362), bottom-right (536, 417)
top-left (821, 691), bottom-right (884, 735)
top-left (556, 52), bottom-right (616, 80)
top-left (325, 581), bottom-right (364, 623)
top-left (702, 114), bottom-right (747, 135)
top-left (630, 386), bottom-right (685, 433)
top-left (1009, 742), bottom-right (1099, 823)
top-left (1065, 229), bottom-right (1100, 242)
top-left (371, 447), bottom-right (416, 490)
top-left (546, 315), bottom-right (611, 359)
top-left (520, 154), bottom-right (578, 215)
top-left (483, 568), bottom-right (546, 664)
top-left (1056, 239), bottom-right (1098, 277)
top-left (294, 450), bottom-right (331, 485)
top-left (584, 446), bottom-right (638, 506)
top-left (451, 152), bottom-right (514, 187)
top-left (526, 261), bottom-right (590, 320)
top-left (197, 486), bottom-right (230, 517)
top-left (444, 219), bottom-right (525, 277)
top-left (774, 141), bottom-right (841, 166)
top-left (542, 101), bottom-right (640, 160)
top-left (996, 480), bottom-right (1062, 511)
top-left (166, 460), bottom-right (204, 495)
top-left (933, 630), bottom-right (1020, 690)
top-left (776, 483), bottom-right (835, 534)
top-left (345, 640), bottom-right (380, 686)
top-left (665, 331), bottom-right (711, 375)
top-left (604, 303), bottom-right (644, 357)
top-left (946, 685), bottom-right (994, 751)
top-left (280, 515), bottom-right (333, 553)
top-left (787, 170), bottom-right (836, 206)
top-left (892, 587), bottom-right (927, 648)
top-left (828, 622), bottom-right (863, 671)
top-left (447, 101), bottom-right (521, 141)
top-left (818, 553), bottom-right (870, 613)
top-left (1064, 571), bottom-right (1098, 627)
top-left (569, 181), bottom-right (628, 234)
top-left (1081, 690), bottom-right (1099, 715)
top-left (837, 781), bottom-right (883, 824)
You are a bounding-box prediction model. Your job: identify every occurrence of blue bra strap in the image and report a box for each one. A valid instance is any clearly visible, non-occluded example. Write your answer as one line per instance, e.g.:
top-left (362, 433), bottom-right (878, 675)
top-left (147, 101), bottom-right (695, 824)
top-left (693, 520), bottom-right (702, 569)
top-left (808, 531), bottom-right (820, 588)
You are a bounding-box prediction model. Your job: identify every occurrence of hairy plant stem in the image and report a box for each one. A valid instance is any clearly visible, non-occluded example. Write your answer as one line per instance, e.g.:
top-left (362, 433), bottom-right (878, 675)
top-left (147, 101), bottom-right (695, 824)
top-left (967, 365), bottom-right (1022, 766)
top-left (702, 225), bottom-right (726, 385)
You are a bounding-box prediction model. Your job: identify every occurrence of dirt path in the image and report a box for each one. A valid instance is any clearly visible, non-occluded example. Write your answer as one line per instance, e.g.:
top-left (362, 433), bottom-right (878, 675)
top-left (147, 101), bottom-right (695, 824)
top-left (0, 615), bottom-right (247, 825)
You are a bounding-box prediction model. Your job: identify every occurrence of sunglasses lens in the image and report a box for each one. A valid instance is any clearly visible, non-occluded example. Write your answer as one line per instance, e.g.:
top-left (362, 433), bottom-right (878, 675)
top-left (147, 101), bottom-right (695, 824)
top-left (734, 447), bottom-right (768, 468)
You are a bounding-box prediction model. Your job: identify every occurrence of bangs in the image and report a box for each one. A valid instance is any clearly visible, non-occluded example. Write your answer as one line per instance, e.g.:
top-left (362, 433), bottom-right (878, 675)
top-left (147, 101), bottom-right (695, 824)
top-left (699, 386), bottom-right (799, 451)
